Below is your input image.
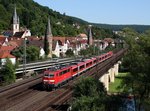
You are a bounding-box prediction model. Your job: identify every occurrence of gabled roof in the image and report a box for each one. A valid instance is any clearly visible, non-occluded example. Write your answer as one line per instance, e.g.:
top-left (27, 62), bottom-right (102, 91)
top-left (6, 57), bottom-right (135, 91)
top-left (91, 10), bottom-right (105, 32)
top-left (24, 36), bottom-right (43, 48)
top-left (0, 37), bottom-right (7, 46)
top-left (8, 37), bottom-right (23, 47)
top-left (13, 31), bottom-right (25, 38)
top-left (0, 46), bottom-right (15, 52)
top-left (2, 30), bottom-right (13, 37)
top-left (53, 37), bottom-right (67, 45)
top-left (0, 52), bottom-right (15, 59)
top-left (104, 38), bottom-right (114, 43)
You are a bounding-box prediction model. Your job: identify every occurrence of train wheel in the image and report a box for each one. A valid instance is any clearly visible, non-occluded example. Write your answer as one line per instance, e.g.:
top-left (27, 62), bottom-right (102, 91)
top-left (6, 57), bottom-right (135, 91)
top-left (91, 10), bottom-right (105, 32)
top-left (47, 85), bottom-right (52, 91)
top-left (42, 84), bottom-right (46, 90)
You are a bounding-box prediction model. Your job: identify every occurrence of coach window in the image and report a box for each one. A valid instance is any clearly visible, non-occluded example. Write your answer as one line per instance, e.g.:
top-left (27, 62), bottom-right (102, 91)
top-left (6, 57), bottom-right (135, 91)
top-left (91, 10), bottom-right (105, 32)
top-left (49, 74), bottom-right (54, 78)
top-left (90, 62), bottom-right (92, 65)
top-left (86, 63), bottom-right (89, 67)
top-left (59, 72), bottom-right (62, 76)
top-left (73, 68), bottom-right (78, 72)
top-left (68, 69), bottom-right (70, 72)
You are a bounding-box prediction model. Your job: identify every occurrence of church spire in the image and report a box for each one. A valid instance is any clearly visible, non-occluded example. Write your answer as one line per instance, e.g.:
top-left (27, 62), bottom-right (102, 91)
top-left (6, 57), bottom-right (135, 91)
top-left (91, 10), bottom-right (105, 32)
top-left (13, 4), bottom-right (19, 35)
top-left (13, 4), bottom-right (19, 24)
top-left (44, 17), bottom-right (53, 58)
top-left (88, 25), bottom-right (93, 46)
top-left (46, 17), bottom-right (52, 36)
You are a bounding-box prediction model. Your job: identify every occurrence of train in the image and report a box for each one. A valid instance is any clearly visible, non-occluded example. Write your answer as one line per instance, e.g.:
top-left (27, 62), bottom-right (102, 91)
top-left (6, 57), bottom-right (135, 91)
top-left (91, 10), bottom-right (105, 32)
top-left (42, 51), bottom-right (113, 90)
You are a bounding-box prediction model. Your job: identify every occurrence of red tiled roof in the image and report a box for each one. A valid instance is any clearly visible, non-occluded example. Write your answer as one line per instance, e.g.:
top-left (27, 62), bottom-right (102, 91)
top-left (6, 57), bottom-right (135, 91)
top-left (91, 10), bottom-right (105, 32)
top-left (78, 33), bottom-right (87, 38)
top-left (53, 37), bottom-right (67, 45)
top-left (0, 46), bottom-right (15, 54)
top-left (0, 37), bottom-right (6, 42)
top-left (8, 38), bottom-right (23, 47)
top-left (104, 38), bottom-right (114, 43)
top-left (0, 35), bottom-right (5, 37)
top-left (0, 52), bottom-right (15, 59)
top-left (80, 40), bottom-right (87, 44)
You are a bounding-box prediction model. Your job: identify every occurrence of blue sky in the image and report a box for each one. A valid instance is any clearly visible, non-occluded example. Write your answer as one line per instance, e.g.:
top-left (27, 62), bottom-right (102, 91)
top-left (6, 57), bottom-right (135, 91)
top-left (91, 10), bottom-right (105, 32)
top-left (34, 0), bottom-right (150, 25)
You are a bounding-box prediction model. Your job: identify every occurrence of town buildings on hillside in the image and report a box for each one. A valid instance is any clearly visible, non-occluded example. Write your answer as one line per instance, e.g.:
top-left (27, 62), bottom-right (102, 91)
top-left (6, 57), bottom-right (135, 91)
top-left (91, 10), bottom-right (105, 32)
top-left (0, 5), bottom-right (113, 65)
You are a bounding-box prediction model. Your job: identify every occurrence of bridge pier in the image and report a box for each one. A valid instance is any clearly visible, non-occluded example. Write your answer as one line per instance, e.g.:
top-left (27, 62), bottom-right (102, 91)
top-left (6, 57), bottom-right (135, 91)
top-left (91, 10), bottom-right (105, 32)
top-left (99, 61), bottom-right (120, 91)
top-left (99, 72), bottom-right (109, 91)
top-left (114, 62), bottom-right (119, 76)
top-left (110, 67), bottom-right (115, 83)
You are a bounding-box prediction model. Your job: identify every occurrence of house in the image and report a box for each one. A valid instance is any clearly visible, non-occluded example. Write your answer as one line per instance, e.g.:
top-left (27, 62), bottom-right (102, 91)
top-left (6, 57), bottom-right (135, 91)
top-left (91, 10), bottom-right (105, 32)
top-left (13, 30), bottom-right (31, 38)
top-left (0, 46), bottom-right (16, 65)
top-left (0, 52), bottom-right (16, 65)
top-left (0, 37), bottom-right (9, 46)
top-left (52, 37), bottom-right (71, 57)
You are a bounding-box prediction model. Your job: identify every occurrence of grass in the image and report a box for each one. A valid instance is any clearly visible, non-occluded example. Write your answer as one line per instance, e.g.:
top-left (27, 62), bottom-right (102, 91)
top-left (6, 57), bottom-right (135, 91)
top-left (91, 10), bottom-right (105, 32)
top-left (109, 72), bottom-right (128, 93)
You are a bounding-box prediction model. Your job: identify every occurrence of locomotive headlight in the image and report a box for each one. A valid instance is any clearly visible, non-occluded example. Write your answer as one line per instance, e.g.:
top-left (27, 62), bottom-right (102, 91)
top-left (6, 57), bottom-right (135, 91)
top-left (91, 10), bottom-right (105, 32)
top-left (49, 80), bottom-right (55, 82)
top-left (43, 80), bottom-right (48, 82)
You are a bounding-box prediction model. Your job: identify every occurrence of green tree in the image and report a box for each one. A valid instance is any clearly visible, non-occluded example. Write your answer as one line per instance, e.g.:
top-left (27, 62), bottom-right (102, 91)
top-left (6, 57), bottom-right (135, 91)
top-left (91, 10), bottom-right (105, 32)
top-left (26, 45), bottom-right (40, 61)
top-left (44, 35), bottom-right (49, 56)
top-left (72, 77), bottom-right (123, 111)
top-left (11, 47), bottom-right (23, 60)
top-left (0, 58), bottom-right (16, 84)
top-left (121, 28), bottom-right (150, 110)
top-left (73, 77), bottom-right (106, 98)
top-left (65, 49), bottom-right (74, 57)
top-left (79, 49), bottom-right (88, 57)
top-left (72, 77), bottom-right (106, 111)
top-left (79, 45), bottom-right (100, 57)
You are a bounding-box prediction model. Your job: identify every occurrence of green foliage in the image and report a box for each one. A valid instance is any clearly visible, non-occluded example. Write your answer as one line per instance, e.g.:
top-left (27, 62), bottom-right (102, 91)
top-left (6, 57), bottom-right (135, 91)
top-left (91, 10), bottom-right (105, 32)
top-left (0, 0), bottom-right (88, 36)
top-left (121, 28), bottom-right (150, 110)
top-left (26, 45), bottom-right (40, 61)
top-left (52, 54), bottom-right (57, 58)
top-left (92, 27), bottom-right (114, 39)
top-left (72, 96), bottom-right (105, 111)
top-left (11, 45), bottom-right (40, 62)
top-left (79, 45), bottom-right (100, 57)
top-left (44, 36), bottom-right (49, 56)
top-left (72, 77), bottom-right (123, 111)
top-left (109, 73), bottom-right (128, 93)
top-left (73, 77), bottom-right (106, 98)
top-left (65, 49), bottom-right (74, 57)
top-left (0, 58), bottom-right (16, 84)
top-left (92, 23), bottom-right (150, 33)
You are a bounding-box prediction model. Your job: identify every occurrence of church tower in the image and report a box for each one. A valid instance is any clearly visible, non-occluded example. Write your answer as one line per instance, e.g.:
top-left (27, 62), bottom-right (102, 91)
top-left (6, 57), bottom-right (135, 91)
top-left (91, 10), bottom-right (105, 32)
top-left (88, 25), bottom-right (93, 46)
top-left (45, 17), bottom-right (53, 58)
top-left (13, 5), bottom-right (19, 35)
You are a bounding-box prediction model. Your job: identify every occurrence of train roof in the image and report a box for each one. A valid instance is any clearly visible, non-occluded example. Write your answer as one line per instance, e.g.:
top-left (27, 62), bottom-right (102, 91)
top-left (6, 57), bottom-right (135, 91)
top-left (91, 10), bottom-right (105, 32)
top-left (46, 64), bottom-right (71, 72)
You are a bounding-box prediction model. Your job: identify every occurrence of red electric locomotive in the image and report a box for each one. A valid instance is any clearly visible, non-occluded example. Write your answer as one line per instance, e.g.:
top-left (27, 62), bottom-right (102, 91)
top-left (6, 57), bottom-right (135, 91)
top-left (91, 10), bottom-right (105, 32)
top-left (43, 65), bottom-right (72, 89)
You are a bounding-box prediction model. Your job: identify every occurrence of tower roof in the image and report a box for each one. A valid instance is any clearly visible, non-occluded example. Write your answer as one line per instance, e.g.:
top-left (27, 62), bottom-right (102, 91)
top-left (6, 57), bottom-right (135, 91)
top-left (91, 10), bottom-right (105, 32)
top-left (13, 5), bottom-right (19, 24)
top-left (88, 25), bottom-right (93, 45)
top-left (46, 17), bottom-right (52, 36)
top-left (88, 26), bottom-right (92, 39)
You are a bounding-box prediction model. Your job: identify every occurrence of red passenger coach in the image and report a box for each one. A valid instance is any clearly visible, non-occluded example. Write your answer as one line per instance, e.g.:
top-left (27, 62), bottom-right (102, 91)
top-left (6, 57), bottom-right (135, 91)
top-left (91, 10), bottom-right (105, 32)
top-left (71, 64), bottom-right (78, 77)
top-left (77, 62), bottom-right (86, 73)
